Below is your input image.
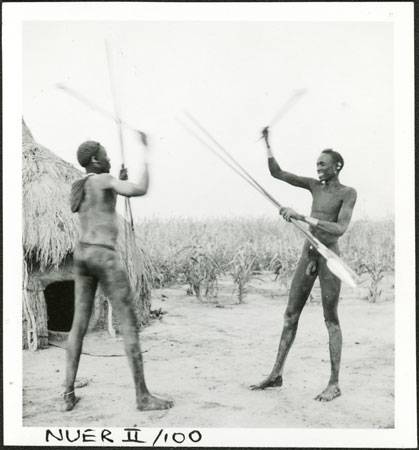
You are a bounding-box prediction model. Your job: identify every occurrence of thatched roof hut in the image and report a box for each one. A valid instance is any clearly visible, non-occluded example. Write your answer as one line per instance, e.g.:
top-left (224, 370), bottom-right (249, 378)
top-left (22, 119), bottom-right (153, 350)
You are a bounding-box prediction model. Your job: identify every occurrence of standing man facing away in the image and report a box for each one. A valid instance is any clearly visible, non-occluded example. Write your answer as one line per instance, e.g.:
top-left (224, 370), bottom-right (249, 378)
top-left (251, 127), bottom-right (357, 401)
top-left (64, 132), bottom-right (173, 411)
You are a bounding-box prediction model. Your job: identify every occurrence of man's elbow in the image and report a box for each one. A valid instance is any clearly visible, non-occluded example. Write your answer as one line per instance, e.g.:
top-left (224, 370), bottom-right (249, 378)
top-left (335, 225), bottom-right (348, 237)
top-left (132, 187), bottom-right (148, 197)
top-left (268, 159), bottom-right (281, 178)
top-left (269, 167), bottom-right (282, 179)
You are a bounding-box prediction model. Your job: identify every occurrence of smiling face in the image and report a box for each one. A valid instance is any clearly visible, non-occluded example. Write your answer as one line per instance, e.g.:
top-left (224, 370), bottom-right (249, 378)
top-left (317, 152), bottom-right (337, 182)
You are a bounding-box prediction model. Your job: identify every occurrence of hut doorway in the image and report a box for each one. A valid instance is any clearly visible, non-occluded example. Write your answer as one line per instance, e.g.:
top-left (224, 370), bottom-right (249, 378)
top-left (44, 281), bottom-right (75, 332)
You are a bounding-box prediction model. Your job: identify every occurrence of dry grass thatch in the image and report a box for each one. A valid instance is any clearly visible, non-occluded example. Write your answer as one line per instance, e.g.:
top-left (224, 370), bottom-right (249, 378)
top-left (22, 119), bottom-right (81, 269)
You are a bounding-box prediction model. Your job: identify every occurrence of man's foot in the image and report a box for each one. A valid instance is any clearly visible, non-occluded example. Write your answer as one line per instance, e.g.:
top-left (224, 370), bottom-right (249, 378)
top-left (62, 391), bottom-right (80, 412)
top-left (315, 384), bottom-right (341, 402)
top-left (137, 394), bottom-right (174, 411)
top-left (250, 374), bottom-right (283, 390)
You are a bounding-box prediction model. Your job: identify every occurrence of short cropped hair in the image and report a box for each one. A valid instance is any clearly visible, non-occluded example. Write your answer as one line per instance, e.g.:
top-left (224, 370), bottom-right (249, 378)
top-left (77, 141), bottom-right (101, 168)
top-left (322, 148), bottom-right (344, 172)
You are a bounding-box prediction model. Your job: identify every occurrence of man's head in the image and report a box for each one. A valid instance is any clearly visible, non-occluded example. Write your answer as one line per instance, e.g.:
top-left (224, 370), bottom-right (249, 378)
top-left (317, 149), bottom-right (344, 182)
top-left (77, 141), bottom-right (111, 174)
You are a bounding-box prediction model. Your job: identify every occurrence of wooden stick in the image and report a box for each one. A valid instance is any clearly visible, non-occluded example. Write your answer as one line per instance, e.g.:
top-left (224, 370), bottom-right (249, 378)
top-left (105, 41), bottom-right (126, 166)
top-left (104, 40), bottom-right (138, 335)
top-left (269, 89), bottom-right (307, 128)
top-left (56, 83), bottom-right (140, 133)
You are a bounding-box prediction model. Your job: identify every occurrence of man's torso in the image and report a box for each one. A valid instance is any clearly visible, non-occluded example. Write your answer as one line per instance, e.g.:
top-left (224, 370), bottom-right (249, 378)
top-left (77, 174), bottom-right (119, 246)
top-left (309, 181), bottom-right (352, 246)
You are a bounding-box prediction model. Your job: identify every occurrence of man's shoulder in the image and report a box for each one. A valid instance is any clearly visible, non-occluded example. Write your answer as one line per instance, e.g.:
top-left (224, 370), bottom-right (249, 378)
top-left (341, 185), bottom-right (357, 201)
top-left (342, 185), bottom-right (357, 195)
top-left (89, 173), bottom-right (115, 188)
top-left (92, 173), bottom-right (114, 180)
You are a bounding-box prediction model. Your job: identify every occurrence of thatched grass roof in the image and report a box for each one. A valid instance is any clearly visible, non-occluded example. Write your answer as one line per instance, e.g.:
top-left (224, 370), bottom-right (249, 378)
top-left (23, 119), bottom-right (82, 269)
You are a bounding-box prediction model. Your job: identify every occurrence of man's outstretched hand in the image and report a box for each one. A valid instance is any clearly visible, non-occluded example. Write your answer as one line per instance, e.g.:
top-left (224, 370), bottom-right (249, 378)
top-left (279, 206), bottom-right (304, 222)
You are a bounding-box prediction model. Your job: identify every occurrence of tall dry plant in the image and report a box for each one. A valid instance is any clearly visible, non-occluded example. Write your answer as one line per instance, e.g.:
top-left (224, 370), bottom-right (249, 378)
top-left (358, 261), bottom-right (390, 303)
top-left (135, 215), bottom-right (394, 303)
top-left (176, 245), bottom-right (222, 301)
top-left (229, 243), bottom-right (258, 304)
top-left (341, 217), bottom-right (394, 302)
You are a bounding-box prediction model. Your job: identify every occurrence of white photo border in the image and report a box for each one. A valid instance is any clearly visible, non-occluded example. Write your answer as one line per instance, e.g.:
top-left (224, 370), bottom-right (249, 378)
top-left (3, 1), bottom-right (416, 447)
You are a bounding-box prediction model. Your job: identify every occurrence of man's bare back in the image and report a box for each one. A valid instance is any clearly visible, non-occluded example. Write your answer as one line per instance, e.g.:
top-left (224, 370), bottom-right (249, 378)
top-left (63, 138), bottom-right (173, 412)
top-left (78, 174), bottom-right (119, 246)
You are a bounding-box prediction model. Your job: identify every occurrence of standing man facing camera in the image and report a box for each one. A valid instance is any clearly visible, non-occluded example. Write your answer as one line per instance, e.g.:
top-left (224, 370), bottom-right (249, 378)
top-left (251, 127), bottom-right (357, 401)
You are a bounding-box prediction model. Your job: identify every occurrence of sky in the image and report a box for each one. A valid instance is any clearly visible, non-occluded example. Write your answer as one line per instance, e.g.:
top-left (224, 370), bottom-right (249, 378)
top-left (22, 20), bottom-right (394, 220)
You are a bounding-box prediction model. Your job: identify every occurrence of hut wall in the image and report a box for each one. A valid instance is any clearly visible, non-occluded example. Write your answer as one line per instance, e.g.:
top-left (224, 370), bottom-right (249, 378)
top-left (23, 259), bottom-right (152, 350)
top-left (22, 260), bottom-right (106, 350)
top-left (23, 275), bottom-right (49, 350)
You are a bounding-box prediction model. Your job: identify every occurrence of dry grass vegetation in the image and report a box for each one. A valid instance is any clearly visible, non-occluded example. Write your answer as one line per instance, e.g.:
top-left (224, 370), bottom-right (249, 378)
top-left (135, 216), bottom-right (394, 304)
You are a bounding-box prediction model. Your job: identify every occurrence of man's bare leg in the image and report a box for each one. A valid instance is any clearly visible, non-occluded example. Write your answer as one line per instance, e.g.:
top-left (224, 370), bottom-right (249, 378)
top-left (113, 296), bottom-right (173, 410)
top-left (315, 257), bottom-right (342, 402)
top-left (63, 273), bottom-right (97, 411)
top-left (102, 257), bottom-right (173, 410)
top-left (251, 247), bottom-right (317, 390)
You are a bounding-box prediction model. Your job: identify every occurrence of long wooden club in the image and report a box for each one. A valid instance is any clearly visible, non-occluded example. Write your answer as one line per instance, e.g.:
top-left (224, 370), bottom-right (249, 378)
top-left (56, 82), bottom-right (141, 133)
top-left (269, 88), bottom-right (308, 128)
top-left (104, 41), bottom-right (138, 335)
top-left (104, 40), bottom-right (135, 232)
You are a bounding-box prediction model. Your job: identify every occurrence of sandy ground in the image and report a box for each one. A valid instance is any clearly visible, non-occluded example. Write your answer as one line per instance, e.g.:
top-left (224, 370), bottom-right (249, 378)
top-left (23, 274), bottom-right (394, 428)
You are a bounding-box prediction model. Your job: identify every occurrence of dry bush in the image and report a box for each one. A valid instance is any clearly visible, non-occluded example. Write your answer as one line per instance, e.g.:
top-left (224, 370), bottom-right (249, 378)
top-left (358, 262), bottom-right (390, 303)
top-left (228, 243), bottom-right (258, 304)
top-left (341, 216), bottom-right (394, 302)
top-left (176, 245), bottom-right (222, 301)
top-left (135, 216), bottom-right (394, 302)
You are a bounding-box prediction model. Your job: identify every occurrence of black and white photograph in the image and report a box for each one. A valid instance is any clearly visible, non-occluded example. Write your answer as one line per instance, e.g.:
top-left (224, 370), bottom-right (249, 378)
top-left (2, 2), bottom-right (416, 447)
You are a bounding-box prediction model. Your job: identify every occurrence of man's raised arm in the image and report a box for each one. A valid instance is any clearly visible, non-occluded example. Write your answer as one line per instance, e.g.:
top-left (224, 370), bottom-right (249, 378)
top-left (262, 127), bottom-right (315, 191)
top-left (105, 131), bottom-right (150, 197)
top-left (109, 166), bottom-right (149, 197)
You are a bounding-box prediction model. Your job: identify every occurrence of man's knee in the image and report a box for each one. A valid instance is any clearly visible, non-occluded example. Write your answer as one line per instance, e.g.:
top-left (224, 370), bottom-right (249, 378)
top-left (283, 308), bottom-right (300, 328)
top-left (321, 286), bottom-right (340, 326)
top-left (112, 294), bottom-right (139, 330)
top-left (108, 276), bottom-right (133, 305)
top-left (69, 319), bottom-right (89, 339)
top-left (324, 309), bottom-right (340, 327)
top-left (119, 314), bottom-right (140, 345)
top-left (115, 288), bottom-right (133, 305)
